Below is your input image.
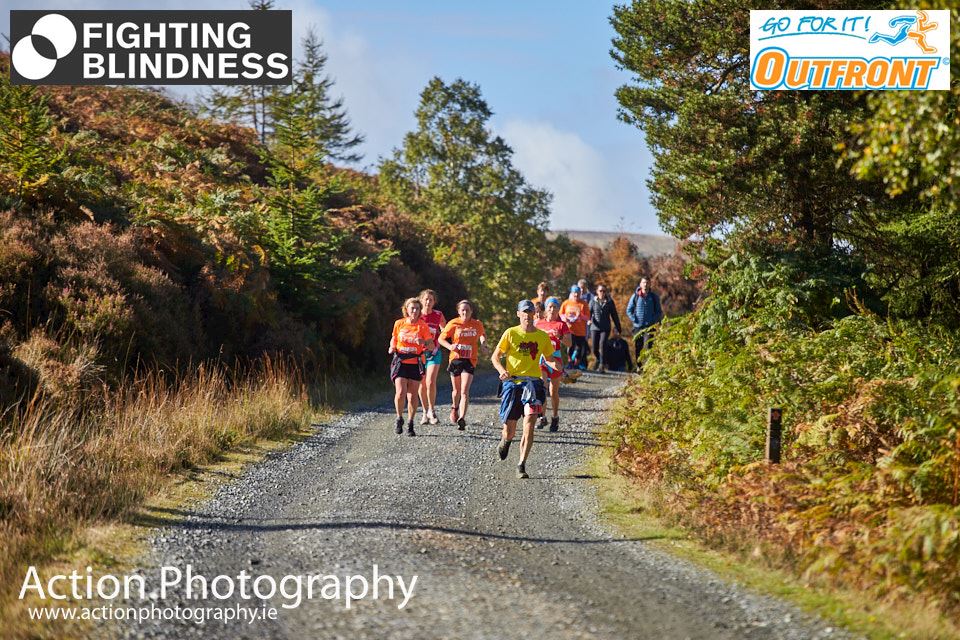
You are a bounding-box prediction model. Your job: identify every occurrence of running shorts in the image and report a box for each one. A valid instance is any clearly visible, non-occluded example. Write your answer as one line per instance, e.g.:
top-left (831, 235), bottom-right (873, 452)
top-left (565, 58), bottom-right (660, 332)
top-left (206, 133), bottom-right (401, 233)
top-left (499, 378), bottom-right (546, 423)
top-left (447, 358), bottom-right (476, 376)
top-left (390, 354), bottom-right (424, 382)
top-left (424, 349), bottom-right (443, 367)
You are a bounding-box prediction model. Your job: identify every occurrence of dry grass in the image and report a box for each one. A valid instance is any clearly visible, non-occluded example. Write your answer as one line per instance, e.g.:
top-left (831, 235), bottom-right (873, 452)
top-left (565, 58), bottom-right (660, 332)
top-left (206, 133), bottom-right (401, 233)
top-left (0, 356), bottom-right (313, 605)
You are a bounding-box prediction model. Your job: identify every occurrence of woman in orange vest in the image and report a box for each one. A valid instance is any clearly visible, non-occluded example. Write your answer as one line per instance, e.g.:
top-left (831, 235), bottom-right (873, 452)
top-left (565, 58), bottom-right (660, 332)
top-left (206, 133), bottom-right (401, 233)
top-left (389, 297), bottom-right (435, 437)
top-left (559, 285), bottom-right (590, 370)
top-left (437, 299), bottom-right (486, 430)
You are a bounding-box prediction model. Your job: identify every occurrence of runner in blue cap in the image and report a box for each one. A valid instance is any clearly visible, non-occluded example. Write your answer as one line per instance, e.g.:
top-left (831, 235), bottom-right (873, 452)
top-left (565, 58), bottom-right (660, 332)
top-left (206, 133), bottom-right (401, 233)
top-left (491, 299), bottom-right (559, 478)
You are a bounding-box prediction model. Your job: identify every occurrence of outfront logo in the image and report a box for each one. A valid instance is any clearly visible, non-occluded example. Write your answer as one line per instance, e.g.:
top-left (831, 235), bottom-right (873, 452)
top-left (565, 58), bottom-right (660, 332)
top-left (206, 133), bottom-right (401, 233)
top-left (750, 10), bottom-right (950, 91)
top-left (12, 14), bottom-right (77, 80)
top-left (9, 10), bottom-right (292, 85)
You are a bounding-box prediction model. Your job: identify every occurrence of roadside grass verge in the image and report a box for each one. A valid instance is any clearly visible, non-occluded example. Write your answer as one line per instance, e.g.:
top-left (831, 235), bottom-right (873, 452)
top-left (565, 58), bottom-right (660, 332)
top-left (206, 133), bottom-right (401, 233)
top-left (0, 357), bottom-right (385, 637)
top-left (587, 447), bottom-right (959, 640)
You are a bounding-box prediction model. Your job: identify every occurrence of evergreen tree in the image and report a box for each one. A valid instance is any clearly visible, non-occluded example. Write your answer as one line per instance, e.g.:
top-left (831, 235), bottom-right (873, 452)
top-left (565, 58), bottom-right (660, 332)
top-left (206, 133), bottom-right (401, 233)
top-left (203, 0), bottom-right (280, 145)
top-left (271, 30), bottom-right (364, 172)
top-left (609, 0), bottom-right (888, 263)
top-left (842, 5), bottom-right (960, 326)
top-left (0, 79), bottom-right (63, 208)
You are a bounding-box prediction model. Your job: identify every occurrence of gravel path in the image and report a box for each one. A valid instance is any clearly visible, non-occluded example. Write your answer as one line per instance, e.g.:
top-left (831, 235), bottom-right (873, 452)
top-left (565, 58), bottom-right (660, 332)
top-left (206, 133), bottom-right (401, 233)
top-left (122, 372), bottom-right (856, 640)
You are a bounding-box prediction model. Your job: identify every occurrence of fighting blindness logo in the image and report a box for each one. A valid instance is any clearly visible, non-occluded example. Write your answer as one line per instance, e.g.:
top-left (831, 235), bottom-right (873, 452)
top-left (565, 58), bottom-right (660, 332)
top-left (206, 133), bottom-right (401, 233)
top-left (749, 9), bottom-right (950, 91)
top-left (12, 14), bottom-right (77, 80)
top-left (9, 10), bottom-right (292, 85)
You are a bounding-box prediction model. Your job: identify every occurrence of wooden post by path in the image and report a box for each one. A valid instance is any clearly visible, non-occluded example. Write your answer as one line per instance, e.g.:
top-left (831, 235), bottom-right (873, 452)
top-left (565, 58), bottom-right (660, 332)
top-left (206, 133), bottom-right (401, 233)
top-left (766, 407), bottom-right (782, 464)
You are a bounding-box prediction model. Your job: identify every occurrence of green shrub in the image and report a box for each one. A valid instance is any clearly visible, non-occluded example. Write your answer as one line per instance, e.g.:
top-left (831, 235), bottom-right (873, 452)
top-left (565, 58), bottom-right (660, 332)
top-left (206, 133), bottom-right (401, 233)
top-left (609, 297), bottom-right (960, 612)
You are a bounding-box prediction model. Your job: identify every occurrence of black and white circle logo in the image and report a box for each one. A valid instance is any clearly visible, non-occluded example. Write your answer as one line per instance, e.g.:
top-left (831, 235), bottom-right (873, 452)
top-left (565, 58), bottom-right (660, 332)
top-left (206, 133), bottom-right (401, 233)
top-left (11, 14), bottom-right (77, 80)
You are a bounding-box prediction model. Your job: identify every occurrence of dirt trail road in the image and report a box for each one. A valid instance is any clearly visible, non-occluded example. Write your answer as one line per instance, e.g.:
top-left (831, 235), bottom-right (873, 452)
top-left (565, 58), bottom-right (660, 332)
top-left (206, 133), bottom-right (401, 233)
top-left (124, 373), bottom-right (853, 640)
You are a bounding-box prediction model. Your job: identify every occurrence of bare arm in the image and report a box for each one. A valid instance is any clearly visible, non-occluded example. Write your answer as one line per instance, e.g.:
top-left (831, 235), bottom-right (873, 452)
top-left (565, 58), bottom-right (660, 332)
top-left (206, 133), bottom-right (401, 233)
top-left (491, 347), bottom-right (509, 380)
top-left (541, 352), bottom-right (560, 372)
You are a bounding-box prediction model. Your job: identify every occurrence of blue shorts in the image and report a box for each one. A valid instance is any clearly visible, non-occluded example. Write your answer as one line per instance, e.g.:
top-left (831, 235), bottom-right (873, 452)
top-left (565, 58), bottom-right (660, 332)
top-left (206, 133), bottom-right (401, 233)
top-left (424, 350), bottom-right (443, 367)
top-left (498, 378), bottom-right (546, 424)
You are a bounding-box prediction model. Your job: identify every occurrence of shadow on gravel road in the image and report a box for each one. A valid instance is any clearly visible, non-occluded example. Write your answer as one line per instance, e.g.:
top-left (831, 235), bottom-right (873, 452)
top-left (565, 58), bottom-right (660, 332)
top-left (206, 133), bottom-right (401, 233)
top-left (132, 507), bottom-right (663, 545)
top-left (410, 431), bottom-right (610, 448)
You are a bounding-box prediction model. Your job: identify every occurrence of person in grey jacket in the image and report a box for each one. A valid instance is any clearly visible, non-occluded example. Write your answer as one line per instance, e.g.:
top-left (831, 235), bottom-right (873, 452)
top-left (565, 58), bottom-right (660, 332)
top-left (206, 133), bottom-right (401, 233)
top-left (588, 284), bottom-right (621, 371)
top-left (625, 278), bottom-right (663, 367)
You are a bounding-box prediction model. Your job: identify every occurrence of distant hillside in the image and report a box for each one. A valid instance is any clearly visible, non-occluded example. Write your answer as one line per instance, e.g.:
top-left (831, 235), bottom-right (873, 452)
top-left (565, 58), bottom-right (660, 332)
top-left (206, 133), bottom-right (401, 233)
top-left (549, 229), bottom-right (676, 256)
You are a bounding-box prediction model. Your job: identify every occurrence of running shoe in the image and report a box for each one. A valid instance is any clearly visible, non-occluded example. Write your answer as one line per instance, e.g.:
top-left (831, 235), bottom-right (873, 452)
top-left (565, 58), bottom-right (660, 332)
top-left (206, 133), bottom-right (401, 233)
top-left (420, 411), bottom-right (429, 426)
top-left (498, 438), bottom-right (511, 460)
top-left (457, 417), bottom-right (466, 431)
top-left (450, 406), bottom-right (459, 424)
top-left (407, 421), bottom-right (416, 437)
top-left (428, 409), bottom-right (439, 425)
top-left (536, 416), bottom-right (547, 429)
top-left (549, 416), bottom-right (559, 432)
top-left (517, 462), bottom-right (529, 479)
top-left (395, 417), bottom-right (404, 434)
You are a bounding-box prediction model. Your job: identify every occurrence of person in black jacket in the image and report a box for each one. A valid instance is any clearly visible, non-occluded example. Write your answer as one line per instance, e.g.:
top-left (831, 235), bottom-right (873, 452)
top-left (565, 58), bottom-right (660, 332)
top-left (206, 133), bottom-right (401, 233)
top-left (588, 284), bottom-right (622, 372)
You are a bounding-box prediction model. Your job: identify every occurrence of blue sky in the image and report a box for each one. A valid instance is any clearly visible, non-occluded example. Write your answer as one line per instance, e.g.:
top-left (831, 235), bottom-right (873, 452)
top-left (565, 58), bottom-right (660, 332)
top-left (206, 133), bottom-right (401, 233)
top-left (2, 1), bottom-right (660, 233)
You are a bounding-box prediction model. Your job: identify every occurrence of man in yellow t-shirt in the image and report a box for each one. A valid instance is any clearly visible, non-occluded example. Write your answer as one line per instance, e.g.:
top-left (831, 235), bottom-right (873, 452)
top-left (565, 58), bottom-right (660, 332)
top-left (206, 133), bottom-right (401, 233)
top-left (491, 300), bottom-right (559, 479)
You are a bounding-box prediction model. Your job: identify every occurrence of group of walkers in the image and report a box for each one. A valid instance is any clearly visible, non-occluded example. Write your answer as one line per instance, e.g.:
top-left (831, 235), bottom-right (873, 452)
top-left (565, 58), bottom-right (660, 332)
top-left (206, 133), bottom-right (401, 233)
top-left (388, 277), bottom-right (663, 479)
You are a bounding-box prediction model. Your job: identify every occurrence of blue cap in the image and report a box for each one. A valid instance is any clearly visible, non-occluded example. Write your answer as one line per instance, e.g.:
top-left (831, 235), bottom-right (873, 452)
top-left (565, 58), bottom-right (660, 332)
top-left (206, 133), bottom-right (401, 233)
top-left (517, 299), bottom-right (536, 312)
top-left (545, 296), bottom-right (561, 307)
top-left (570, 285), bottom-right (581, 293)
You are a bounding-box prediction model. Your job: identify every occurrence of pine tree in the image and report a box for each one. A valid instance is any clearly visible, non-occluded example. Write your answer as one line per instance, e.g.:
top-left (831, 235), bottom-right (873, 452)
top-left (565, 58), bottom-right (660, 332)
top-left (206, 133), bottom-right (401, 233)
top-left (271, 30), bottom-right (364, 172)
top-left (0, 79), bottom-right (63, 208)
top-left (203, 0), bottom-right (280, 145)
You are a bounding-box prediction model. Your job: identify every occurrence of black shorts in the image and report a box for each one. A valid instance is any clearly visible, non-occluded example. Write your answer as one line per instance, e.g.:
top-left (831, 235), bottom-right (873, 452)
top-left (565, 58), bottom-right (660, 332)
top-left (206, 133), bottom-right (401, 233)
top-left (391, 361), bottom-right (423, 382)
top-left (447, 358), bottom-right (476, 376)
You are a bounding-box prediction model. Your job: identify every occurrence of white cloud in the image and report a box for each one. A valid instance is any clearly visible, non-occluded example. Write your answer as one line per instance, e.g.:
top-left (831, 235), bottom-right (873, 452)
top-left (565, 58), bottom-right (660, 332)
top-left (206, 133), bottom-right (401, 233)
top-left (310, 17), bottom-right (425, 170)
top-left (499, 119), bottom-right (657, 233)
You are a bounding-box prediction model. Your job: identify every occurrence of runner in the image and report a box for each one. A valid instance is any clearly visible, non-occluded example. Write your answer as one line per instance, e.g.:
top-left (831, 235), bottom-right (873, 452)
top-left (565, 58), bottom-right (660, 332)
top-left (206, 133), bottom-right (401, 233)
top-left (578, 278), bottom-right (594, 307)
top-left (491, 300), bottom-right (559, 479)
top-left (389, 297), bottom-right (435, 437)
top-left (437, 299), bottom-right (486, 430)
top-left (417, 289), bottom-right (447, 426)
top-left (535, 296), bottom-right (571, 432)
top-left (560, 285), bottom-right (590, 370)
top-left (578, 278), bottom-right (595, 342)
top-left (531, 281), bottom-right (550, 305)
